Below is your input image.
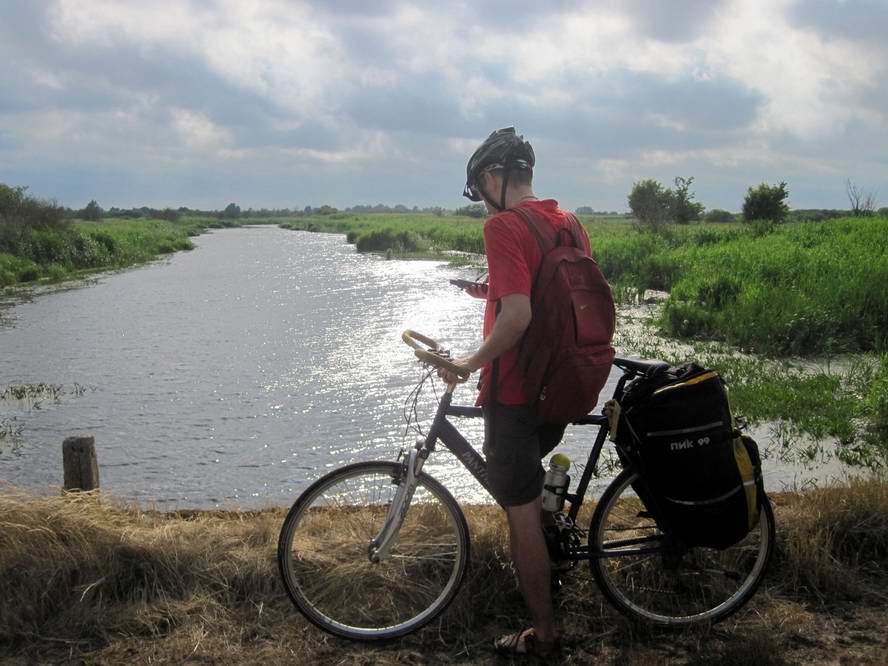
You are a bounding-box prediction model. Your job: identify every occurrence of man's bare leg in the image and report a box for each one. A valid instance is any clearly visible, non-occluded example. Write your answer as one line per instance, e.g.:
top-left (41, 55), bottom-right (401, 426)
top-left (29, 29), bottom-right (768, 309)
top-left (505, 496), bottom-right (556, 643)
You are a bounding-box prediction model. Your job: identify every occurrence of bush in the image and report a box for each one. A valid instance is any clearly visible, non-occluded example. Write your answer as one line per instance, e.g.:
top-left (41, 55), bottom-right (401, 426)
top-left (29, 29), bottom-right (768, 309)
top-left (658, 217), bottom-right (888, 355)
top-left (26, 230), bottom-right (72, 265)
top-left (878, 207), bottom-right (888, 218)
top-left (18, 266), bottom-right (39, 282)
top-left (668, 176), bottom-right (704, 224)
top-left (704, 209), bottom-right (736, 223)
top-left (742, 181), bottom-right (789, 223)
top-left (81, 200), bottom-right (103, 221)
top-left (0, 254), bottom-right (39, 286)
top-left (44, 263), bottom-right (67, 282)
top-left (0, 184), bottom-right (68, 255)
top-left (455, 204), bottom-right (486, 218)
top-left (355, 228), bottom-right (427, 253)
top-left (628, 179), bottom-right (671, 232)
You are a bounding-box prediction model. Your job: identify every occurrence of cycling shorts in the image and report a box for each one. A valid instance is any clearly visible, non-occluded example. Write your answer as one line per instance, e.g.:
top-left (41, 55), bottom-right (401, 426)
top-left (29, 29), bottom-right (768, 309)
top-left (482, 404), bottom-right (567, 507)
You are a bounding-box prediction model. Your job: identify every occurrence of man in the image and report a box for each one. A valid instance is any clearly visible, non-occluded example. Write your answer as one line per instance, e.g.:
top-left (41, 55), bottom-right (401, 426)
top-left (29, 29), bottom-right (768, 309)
top-left (439, 127), bottom-right (594, 658)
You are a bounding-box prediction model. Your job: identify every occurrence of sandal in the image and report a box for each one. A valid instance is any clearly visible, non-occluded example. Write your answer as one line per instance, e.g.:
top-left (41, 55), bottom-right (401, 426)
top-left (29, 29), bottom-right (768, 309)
top-left (494, 628), bottom-right (560, 658)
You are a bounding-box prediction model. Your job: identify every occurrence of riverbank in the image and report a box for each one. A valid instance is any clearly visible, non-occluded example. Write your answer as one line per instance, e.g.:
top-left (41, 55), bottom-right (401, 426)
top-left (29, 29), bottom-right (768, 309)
top-left (613, 303), bottom-right (888, 470)
top-left (3, 213), bottom-right (886, 470)
top-left (0, 217), bottom-right (251, 289)
top-left (6, 211), bottom-right (887, 359)
top-left (1, 479), bottom-right (885, 664)
top-left (275, 212), bottom-right (888, 468)
top-left (278, 212), bottom-right (888, 357)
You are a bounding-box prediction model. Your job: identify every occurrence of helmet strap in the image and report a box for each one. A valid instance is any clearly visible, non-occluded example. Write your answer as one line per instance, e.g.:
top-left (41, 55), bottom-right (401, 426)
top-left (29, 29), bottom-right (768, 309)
top-left (477, 158), bottom-right (518, 212)
top-left (500, 166), bottom-right (511, 211)
top-left (476, 172), bottom-right (502, 212)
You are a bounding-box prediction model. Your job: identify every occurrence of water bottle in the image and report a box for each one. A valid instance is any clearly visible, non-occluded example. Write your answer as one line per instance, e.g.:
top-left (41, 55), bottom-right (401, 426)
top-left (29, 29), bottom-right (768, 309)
top-left (542, 453), bottom-right (571, 512)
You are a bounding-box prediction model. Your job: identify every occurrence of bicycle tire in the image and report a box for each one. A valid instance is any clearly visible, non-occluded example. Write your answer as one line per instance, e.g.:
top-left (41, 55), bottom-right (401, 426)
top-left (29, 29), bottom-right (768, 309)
top-left (588, 468), bottom-right (775, 626)
top-left (277, 461), bottom-right (470, 640)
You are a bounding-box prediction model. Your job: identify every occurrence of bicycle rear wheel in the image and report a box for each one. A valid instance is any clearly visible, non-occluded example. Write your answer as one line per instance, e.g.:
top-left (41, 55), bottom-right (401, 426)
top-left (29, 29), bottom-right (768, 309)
top-left (589, 468), bottom-right (774, 626)
top-left (277, 461), bottom-right (470, 640)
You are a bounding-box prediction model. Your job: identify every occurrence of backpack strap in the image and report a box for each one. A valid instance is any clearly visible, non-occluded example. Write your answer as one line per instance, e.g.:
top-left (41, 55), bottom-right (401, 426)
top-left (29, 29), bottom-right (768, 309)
top-left (510, 205), bottom-right (554, 254)
top-left (564, 212), bottom-right (583, 250)
top-left (512, 205), bottom-right (583, 252)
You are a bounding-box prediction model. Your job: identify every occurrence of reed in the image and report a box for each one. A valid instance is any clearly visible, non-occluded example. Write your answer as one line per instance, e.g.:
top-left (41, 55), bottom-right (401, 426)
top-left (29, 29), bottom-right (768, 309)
top-left (277, 214), bottom-right (888, 356)
top-left (1, 479), bottom-right (885, 663)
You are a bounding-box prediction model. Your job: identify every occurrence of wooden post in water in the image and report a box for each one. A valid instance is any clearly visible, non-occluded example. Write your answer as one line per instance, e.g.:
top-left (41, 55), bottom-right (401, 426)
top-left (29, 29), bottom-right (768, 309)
top-left (63, 435), bottom-right (100, 491)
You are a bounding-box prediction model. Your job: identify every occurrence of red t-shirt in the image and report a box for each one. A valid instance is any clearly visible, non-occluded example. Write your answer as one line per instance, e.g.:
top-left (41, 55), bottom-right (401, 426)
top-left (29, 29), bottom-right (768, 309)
top-left (476, 199), bottom-right (592, 406)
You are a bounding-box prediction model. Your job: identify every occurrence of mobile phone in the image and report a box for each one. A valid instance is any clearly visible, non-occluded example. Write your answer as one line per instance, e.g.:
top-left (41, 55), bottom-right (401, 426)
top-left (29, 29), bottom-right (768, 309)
top-left (449, 279), bottom-right (488, 293)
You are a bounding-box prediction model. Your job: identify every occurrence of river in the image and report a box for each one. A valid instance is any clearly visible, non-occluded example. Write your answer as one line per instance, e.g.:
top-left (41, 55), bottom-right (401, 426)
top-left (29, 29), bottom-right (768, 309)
top-left (0, 226), bottom-right (848, 508)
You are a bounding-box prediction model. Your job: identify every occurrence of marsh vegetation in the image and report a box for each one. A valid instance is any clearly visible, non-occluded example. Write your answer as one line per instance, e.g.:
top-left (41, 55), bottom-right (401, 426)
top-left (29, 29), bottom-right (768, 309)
top-left (0, 480), bottom-right (885, 663)
top-left (3, 199), bottom-right (887, 470)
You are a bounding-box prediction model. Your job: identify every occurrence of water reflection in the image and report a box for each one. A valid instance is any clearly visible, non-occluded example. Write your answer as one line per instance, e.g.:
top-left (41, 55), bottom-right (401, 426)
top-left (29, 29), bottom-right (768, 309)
top-left (0, 226), bottom-right (847, 509)
top-left (0, 228), bottom-right (496, 506)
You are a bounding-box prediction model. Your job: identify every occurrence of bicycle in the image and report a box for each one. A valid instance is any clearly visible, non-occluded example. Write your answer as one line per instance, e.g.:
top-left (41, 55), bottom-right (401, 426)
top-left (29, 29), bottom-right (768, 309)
top-left (277, 330), bottom-right (775, 641)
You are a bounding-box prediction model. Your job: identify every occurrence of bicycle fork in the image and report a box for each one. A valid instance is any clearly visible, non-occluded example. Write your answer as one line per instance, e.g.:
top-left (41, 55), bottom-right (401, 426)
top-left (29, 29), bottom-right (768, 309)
top-left (369, 383), bottom-right (455, 563)
top-left (368, 444), bottom-right (427, 563)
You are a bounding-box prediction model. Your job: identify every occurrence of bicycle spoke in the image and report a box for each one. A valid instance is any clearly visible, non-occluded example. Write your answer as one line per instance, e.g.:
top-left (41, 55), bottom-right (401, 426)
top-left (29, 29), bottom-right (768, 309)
top-left (590, 469), bottom-right (774, 625)
top-left (279, 462), bottom-right (469, 639)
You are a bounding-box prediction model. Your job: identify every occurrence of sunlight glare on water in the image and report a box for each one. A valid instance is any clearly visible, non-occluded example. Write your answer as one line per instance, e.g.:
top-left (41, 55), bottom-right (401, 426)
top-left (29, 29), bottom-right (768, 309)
top-left (0, 226), bottom-right (829, 508)
top-left (0, 227), bottom-right (516, 506)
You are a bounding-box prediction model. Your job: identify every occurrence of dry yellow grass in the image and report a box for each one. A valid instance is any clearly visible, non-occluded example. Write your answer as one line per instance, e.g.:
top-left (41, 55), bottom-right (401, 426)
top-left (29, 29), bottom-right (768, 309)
top-left (771, 477), bottom-right (888, 601)
top-left (1, 479), bottom-right (886, 665)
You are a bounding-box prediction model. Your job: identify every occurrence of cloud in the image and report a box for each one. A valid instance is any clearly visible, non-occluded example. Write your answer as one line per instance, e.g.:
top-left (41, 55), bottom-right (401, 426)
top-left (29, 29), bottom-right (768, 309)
top-left (171, 110), bottom-right (231, 150)
top-left (0, 0), bottom-right (886, 211)
top-left (620, 0), bottom-right (728, 42)
top-left (790, 0), bottom-right (888, 45)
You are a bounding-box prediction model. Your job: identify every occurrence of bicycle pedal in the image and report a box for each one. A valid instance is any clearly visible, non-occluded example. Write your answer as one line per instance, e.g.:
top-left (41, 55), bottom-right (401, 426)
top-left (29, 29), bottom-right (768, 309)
top-left (550, 558), bottom-right (575, 574)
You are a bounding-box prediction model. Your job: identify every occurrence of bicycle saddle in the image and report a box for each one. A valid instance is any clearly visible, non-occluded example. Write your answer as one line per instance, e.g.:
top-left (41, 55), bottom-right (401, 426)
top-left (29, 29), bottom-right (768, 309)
top-left (613, 356), bottom-right (670, 377)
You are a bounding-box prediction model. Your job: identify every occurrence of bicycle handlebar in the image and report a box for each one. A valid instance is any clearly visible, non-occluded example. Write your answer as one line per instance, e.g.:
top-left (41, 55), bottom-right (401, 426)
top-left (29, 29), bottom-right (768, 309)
top-left (402, 330), bottom-right (666, 385)
top-left (401, 330), bottom-right (471, 380)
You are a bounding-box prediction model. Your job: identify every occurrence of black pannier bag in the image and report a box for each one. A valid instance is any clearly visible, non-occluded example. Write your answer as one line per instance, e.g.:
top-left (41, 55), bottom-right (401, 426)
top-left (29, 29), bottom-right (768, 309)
top-left (613, 363), bottom-right (765, 550)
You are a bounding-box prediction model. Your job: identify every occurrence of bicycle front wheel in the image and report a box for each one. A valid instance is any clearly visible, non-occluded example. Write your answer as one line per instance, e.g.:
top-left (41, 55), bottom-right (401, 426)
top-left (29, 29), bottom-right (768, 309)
top-left (589, 468), bottom-right (775, 626)
top-left (277, 461), bottom-right (470, 640)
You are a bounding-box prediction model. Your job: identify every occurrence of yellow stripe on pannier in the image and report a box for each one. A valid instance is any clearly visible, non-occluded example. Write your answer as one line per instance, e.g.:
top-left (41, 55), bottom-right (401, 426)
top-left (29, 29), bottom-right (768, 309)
top-left (650, 371), bottom-right (720, 396)
top-left (732, 436), bottom-right (758, 530)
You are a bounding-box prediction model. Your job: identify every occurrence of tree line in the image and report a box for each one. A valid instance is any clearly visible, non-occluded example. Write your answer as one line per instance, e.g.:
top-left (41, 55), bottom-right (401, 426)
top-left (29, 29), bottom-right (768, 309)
top-left (627, 176), bottom-right (885, 233)
top-left (4, 178), bottom-right (885, 232)
top-left (70, 201), bottom-right (470, 222)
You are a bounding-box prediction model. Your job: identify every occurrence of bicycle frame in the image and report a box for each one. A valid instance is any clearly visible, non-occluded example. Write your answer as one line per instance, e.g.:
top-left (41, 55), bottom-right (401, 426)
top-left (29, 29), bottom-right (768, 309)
top-left (370, 362), bottom-right (661, 563)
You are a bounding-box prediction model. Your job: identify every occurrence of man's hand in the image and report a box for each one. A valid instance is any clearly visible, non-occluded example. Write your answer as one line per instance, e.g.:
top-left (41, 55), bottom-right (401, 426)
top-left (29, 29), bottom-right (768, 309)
top-left (437, 356), bottom-right (476, 385)
top-left (464, 282), bottom-right (488, 300)
top-left (437, 294), bottom-right (531, 386)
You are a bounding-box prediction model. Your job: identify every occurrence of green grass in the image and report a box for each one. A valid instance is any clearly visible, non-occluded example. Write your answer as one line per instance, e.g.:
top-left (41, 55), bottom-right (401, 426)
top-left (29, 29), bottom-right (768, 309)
top-left (659, 219), bottom-right (888, 355)
top-left (3, 210), bottom-right (884, 464)
top-left (0, 216), bottom-right (243, 287)
top-left (614, 310), bottom-right (888, 469)
top-left (276, 214), bottom-right (888, 357)
top-left (5, 211), bottom-right (887, 358)
top-left (276, 213), bottom-right (488, 255)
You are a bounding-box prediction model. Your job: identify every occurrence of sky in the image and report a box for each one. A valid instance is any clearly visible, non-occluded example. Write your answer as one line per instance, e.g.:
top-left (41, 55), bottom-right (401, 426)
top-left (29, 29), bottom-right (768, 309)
top-left (0, 0), bottom-right (886, 212)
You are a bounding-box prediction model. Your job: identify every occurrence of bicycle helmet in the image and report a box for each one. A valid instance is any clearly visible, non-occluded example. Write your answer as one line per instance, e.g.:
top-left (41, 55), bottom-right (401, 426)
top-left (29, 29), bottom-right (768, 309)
top-left (462, 127), bottom-right (535, 211)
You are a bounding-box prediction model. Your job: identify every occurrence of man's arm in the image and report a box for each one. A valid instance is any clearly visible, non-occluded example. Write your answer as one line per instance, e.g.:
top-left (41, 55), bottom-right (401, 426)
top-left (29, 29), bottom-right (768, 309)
top-left (439, 293), bottom-right (531, 383)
